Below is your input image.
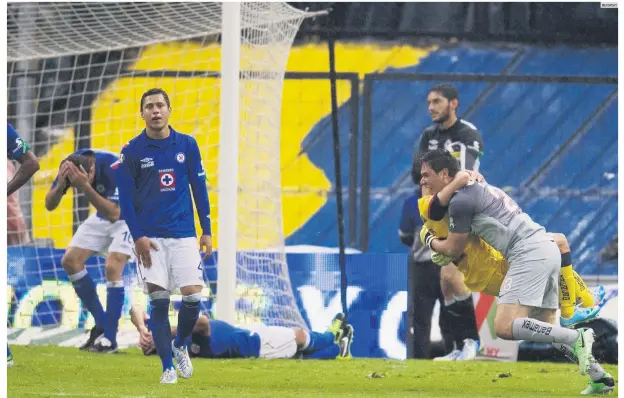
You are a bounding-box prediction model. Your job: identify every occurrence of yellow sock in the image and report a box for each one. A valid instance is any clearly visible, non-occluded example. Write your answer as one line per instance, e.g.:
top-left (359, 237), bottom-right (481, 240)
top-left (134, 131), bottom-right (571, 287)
top-left (573, 270), bottom-right (594, 308)
top-left (559, 253), bottom-right (576, 318)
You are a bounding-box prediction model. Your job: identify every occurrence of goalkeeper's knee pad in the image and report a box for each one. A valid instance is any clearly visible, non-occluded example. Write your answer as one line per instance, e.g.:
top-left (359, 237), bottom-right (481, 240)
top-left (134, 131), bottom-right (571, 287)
top-left (573, 270), bottom-right (594, 308)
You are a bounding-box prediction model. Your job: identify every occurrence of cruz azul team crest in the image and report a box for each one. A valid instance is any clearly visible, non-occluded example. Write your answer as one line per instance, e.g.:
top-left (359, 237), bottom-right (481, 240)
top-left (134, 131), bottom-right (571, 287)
top-left (159, 169), bottom-right (176, 192)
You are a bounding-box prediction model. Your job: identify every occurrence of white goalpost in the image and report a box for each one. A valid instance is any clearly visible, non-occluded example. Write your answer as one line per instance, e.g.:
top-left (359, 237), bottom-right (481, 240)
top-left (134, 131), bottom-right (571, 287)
top-left (7, 2), bottom-right (320, 341)
top-left (217, 2), bottom-right (242, 325)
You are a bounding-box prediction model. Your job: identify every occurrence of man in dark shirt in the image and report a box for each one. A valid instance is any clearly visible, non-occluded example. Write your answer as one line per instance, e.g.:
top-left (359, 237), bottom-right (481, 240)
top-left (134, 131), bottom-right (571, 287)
top-left (408, 84), bottom-right (482, 361)
top-left (412, 84), bottom-right (483, 183)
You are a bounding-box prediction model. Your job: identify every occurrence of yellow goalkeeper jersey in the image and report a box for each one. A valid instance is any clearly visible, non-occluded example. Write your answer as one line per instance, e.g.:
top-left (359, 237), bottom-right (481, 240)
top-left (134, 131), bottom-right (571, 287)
top-left (418, 195), bottom-right (508, 296)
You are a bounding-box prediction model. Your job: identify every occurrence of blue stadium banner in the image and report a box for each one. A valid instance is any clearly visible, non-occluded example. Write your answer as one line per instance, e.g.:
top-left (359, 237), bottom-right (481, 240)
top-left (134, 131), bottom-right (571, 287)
top-left (7, 247), bottom-right (618, 360)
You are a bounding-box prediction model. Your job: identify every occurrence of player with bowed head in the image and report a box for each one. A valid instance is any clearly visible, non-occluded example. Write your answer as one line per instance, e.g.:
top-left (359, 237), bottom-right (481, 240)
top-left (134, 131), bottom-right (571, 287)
top-left (7, 123), bottom-right (41, 367)
top-left (116, 88), bottom-right (212, 384)
top-left (45, 148), bottom-right (131, 354)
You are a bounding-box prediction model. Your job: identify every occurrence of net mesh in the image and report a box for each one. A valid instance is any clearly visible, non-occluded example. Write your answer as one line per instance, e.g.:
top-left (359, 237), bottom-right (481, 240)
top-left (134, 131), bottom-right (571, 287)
top-left (7, 2), bottom-right (310, 337)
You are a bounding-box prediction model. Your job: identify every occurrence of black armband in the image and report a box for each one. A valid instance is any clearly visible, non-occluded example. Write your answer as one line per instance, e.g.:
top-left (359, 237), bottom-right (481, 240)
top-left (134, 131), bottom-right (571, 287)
top-left (428, 194), bottom-right (448, 221)
top-left (561, 252), bottom-right (572, 268)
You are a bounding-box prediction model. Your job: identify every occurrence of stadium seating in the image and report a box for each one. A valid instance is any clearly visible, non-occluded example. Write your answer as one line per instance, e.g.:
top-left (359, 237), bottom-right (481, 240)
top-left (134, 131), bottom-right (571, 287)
top-left (287, 44), bottom-right (617, 276)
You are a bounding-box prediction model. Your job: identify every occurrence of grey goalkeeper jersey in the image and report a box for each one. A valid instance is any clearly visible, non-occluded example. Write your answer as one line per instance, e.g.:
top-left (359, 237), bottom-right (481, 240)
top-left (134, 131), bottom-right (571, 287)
top-left (448, 182), bottom-right (550, 258)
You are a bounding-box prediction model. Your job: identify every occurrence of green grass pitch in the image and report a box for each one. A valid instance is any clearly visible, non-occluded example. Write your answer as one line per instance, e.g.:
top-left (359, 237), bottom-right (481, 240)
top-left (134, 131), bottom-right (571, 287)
top-left (8, 345), bottom-right (617, 397)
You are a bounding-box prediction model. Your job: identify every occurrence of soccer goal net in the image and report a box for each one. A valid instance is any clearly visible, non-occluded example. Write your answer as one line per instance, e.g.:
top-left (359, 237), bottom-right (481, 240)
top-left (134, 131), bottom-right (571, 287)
top-left (7, 2), bottom-right (315, 343)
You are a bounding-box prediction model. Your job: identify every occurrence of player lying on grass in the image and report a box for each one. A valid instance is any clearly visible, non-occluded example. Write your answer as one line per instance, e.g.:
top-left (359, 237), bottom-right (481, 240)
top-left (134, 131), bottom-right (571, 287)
top-left (417, 170), bottom-right (606, 326)
top-left (129, 305), bottom-right (354, 361)
top-left (417, 156), bottom-right (614, 395)
top-left (45, 149), bottom-right (131, 353)
top-left (7, 123), bottom-right (41, 367)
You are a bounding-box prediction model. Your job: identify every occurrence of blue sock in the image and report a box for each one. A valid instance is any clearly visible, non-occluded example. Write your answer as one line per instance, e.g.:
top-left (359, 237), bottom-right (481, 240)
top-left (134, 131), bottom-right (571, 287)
top-left (7, 344), bottom-right (13, 359)
top-left (174, 293), bottom-right (201, 348)
top-left (104, 282), bottom-right (124, 345)
top-left (70, 270), bottom-right (106, 329)
top-left (302, 331), bottom-right (336, 355)
top-left (150, 295), bottom-right (174, 372)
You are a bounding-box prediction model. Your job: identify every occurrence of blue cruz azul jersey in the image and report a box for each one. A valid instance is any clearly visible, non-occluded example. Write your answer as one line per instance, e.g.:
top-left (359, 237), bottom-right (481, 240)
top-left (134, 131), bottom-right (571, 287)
top-left (189, 320), bottom-right (261, 359)
top-left (116, 127), bottom-right (211, 241)
top-left (52, 149), bottom-right (122, 220)
top-left (7, 123), bottom-right (30, 161)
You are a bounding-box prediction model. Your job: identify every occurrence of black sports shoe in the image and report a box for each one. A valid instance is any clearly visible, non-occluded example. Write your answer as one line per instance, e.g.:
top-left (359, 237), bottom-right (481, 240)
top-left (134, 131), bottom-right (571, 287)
top-left (90, 337), bottom-right (118, 354)
top-left (338, 325), bottom-right (354, 359)
top-left (328, 313), bottom-right (346, 344)
top-left (79, 327), bottom-right (104, 351)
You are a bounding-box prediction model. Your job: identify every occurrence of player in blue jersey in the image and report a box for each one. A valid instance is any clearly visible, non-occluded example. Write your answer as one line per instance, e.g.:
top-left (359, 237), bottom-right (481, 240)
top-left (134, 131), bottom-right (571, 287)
top-left (129, 306), bottom-right (354, 361)
top-left (45, 148), bottom-right (131, 353)
top-left (7, 123), bottom-right (40, 367)
top-left (117, 88), bottom-right (213, 384)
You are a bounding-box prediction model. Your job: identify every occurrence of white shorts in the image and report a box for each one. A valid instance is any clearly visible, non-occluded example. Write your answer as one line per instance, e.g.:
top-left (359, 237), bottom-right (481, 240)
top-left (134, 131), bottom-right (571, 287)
top-left (136, 237), bottom-right (204, 292)
top-left (69, 214), bottom-right (133, 258)
top-left (243, 324), bottom-right (298, 359)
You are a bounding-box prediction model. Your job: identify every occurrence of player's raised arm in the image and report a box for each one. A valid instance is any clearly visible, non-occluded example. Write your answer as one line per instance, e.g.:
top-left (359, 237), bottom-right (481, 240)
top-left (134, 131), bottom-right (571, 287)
top-left (187, 137), bottom-right (213, 258)
top-left (45, 162), bottom-right (71, 211)
top-left (427, 192), bottom-right (473, 258)
top-left (425, 170), bottom-right (472, 221)
top-left (65, 159), bottom-right (121, 223)
top-left (7, 124), bottom-right (40, 196)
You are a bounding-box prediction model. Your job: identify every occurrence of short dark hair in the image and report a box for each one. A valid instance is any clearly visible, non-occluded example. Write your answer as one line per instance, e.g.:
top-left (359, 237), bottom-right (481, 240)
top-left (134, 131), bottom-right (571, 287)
top-left (429, 84), bottom-right (458, 101)
top-left (62, 152), bottom-right (94, 191)
top-left (419, 149), bottom-right (459, 177)
top-left (140, 88), bottom-right (171, 110)
top-left (65, 152), bottom-right (93, 173)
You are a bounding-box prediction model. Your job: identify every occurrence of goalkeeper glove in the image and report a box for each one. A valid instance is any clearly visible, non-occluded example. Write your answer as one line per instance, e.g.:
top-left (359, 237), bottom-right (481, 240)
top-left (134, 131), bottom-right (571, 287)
top-left (431, 251), bottom-right (454, 267)
top-left (419, 225), bottom-right (436, 250)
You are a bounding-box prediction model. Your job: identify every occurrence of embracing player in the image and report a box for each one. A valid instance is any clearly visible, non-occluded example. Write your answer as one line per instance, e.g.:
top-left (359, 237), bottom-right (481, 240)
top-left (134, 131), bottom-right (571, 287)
top-left (418, 149), bottom-right (614, 394)
top-left (117, 88), bottom-right (212, 384)
top-left (130, 306), bottom-right (354, 361)
top-left (45, 148), bottom-right (131, 353)
top-left (7, 123), bottom-right (41, 367)
top-left (418, 170), bottom-right (606, 323)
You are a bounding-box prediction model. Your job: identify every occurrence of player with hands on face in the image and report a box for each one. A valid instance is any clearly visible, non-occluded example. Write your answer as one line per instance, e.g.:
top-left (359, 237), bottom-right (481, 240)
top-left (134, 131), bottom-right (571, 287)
top-left (45, 148), bottom-right (131, 354)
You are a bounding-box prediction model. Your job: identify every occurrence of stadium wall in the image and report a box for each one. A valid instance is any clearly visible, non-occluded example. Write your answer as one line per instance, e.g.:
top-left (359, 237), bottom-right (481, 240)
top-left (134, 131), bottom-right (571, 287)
top-left (7, 248), bottom-right (618, 359)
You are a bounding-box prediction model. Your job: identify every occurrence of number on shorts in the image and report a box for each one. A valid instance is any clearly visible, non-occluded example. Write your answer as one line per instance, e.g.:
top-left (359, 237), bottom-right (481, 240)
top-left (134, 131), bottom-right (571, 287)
top-left (122, 231), bottom-right (132, 243)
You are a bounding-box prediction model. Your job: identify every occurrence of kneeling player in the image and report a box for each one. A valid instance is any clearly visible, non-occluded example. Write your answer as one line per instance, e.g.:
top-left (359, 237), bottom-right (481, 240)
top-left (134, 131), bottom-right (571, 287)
top-left (45, 149), bottom-right (131, 353)
top-left (130, 305), bottom-right (354, 360)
